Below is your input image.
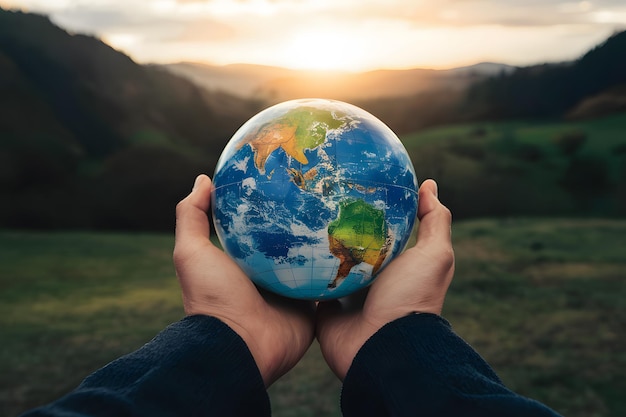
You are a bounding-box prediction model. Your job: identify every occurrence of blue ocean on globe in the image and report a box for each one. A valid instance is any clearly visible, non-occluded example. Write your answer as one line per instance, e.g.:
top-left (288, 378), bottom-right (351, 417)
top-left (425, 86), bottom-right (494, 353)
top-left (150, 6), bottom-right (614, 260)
top-left (211, 98), bottom-right (418, 300)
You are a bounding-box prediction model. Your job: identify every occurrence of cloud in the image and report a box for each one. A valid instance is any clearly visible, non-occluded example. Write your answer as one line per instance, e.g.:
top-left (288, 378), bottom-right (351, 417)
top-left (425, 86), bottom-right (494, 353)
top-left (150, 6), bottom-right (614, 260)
top-left (172, 19), bottom-right (236, 42)
top-left (8, 0), bottom-right (626, 29)
top-left (341, 0), bottom-right (626, 28)
top-left (3, 0), bottom-right (624, 68)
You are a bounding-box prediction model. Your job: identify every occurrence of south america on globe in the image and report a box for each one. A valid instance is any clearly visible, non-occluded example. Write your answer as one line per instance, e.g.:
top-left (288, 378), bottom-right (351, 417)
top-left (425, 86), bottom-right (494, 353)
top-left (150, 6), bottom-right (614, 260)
top-left (211, 98), bottom-right (418, 300)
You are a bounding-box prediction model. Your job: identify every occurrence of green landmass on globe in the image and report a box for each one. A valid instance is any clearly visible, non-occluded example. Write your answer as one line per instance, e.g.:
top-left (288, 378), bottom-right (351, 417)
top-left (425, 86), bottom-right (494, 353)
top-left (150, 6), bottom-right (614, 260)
top-left (240, 106), bottom-right (348, 174)
top-left (327, 199), bottom-right (391, 289)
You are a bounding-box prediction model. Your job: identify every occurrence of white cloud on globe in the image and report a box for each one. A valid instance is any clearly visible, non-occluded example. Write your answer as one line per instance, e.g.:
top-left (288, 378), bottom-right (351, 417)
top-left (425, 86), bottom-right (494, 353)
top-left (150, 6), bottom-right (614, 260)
top-left (241, 177), bottom-right (256, 196)
top-left (233, 156), bottom-right (250, 173)
top-left (290, 221), bottom-right (315, 237)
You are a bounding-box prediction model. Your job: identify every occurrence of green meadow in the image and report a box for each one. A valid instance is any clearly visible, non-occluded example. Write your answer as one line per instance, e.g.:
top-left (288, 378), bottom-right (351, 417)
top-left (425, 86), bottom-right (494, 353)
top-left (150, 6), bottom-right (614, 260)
top-left (403, 114), bottom-right (626, 220)
top-left (2, 218), bottom-right (625, 417)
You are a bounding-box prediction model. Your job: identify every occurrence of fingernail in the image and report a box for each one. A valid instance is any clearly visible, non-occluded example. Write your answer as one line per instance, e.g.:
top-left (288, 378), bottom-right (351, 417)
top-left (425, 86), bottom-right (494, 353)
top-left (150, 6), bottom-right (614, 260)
top-left (432, 181), bottom-right (439, 199)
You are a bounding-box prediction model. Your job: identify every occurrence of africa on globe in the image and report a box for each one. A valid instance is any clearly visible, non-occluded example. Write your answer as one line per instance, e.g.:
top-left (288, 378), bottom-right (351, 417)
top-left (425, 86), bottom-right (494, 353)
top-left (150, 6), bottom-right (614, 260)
top-left (211, 98), bottom-right (418, 300)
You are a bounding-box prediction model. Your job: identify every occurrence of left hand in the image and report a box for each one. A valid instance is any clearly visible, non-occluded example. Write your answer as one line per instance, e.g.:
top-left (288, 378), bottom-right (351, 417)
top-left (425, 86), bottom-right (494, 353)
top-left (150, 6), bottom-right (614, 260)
top-left (173, 174), bottom-right (316, 387)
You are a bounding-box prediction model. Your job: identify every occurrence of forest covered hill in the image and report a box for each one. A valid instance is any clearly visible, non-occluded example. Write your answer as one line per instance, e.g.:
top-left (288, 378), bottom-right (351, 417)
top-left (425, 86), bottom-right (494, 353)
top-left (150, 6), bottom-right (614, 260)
top-left (0, 8), bottom-right (262, 230)
top-left (356, 30), bottom-right (626, 133)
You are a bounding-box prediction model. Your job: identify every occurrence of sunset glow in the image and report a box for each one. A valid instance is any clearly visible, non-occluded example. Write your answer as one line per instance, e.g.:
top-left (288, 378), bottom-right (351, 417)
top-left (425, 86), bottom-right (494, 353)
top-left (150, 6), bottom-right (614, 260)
top-left (1, 0), bottom-right (624, 71)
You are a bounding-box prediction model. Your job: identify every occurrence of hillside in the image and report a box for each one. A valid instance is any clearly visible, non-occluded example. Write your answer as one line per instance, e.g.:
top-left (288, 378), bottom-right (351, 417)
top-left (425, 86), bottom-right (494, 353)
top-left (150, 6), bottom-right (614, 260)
top-left (352, 30), bottom-right (626, 134)
top-left (1, 7), bottom-right (625, 231)
top-left (461, 30), bottom-right (626, 121)
top-left (0, 8), bottom-right (262, 230)
top-left (164, 32), bottom-right (626, 135)
top-left (566, 84), bottom-right (626, 119)
top-left (163, 61), bottom-right (515, 102)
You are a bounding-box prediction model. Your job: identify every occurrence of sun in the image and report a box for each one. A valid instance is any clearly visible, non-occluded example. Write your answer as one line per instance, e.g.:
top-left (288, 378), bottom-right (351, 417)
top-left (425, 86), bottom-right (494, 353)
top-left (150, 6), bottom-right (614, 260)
top-left (284, 29), bottom-right (365, 71)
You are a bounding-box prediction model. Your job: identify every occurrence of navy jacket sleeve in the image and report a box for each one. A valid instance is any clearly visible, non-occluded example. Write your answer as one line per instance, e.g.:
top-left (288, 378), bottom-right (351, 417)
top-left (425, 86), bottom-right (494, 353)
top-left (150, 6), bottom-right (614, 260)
top-left (341, 313), bottom-right (563, 417)
top-left (21, 315), bottom-right (270, 417)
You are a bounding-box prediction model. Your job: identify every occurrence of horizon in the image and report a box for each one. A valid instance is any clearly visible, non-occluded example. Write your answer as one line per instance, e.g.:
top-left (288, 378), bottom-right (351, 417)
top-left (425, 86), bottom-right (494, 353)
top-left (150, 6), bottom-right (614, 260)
top-left (1, 1), bottom-right (625, 72)
top-left (165, 59), bottom-right (514, 74)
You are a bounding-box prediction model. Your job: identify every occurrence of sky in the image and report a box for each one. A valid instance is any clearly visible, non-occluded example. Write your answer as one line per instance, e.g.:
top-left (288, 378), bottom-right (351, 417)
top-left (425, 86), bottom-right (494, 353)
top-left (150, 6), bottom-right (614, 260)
top-left (1, 0), bottom-right (625, 71)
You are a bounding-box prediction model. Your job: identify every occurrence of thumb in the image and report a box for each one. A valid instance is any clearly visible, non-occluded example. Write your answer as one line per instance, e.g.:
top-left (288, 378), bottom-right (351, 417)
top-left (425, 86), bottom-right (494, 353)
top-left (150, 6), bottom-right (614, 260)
top-left (415, 179), bottom-right (452, 248)
top-left (175, 174), bottom-right (213, 247)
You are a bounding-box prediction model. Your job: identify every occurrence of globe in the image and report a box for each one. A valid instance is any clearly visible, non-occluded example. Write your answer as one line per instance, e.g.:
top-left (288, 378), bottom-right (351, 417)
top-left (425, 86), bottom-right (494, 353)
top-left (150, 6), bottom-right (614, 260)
top-left (211, 98), bottom-right (418, 300)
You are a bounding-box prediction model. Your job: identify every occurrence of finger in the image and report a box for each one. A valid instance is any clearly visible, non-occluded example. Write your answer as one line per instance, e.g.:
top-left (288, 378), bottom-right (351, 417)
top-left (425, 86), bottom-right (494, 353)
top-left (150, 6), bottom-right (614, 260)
top-left (415, 179), bottom-right (452, 247)
top-left (417, 179), bottom-right (438, 219)
top-left (175, 174), bottom-right (213, 245)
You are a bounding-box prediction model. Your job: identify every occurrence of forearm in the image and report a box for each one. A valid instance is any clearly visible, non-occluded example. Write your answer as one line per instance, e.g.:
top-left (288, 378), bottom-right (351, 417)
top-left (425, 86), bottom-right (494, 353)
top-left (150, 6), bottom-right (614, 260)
top-left (341, 313), bottom-right (562, 417)
top-left (21, 315), bottom-right (270, 417)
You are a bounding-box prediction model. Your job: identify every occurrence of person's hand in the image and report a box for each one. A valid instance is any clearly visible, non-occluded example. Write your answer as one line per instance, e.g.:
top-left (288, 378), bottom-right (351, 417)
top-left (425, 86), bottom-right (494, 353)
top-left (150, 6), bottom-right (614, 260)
top-left (316, 179), bottom-right (454, 379)
top-left (173, 174), bottom-right (316, 387)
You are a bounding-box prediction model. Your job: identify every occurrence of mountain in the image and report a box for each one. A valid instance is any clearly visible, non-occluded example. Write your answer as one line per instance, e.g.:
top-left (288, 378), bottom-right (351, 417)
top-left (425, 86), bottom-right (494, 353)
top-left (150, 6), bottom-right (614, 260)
top-left (163, 31), bottom-right (626, 134)
top-left (351, 30), bottom-right (626, 133)
top-left (1, 6), bottom-right (625, 230)
top-left (162, 62), bottom-right (300, 99)
top-left (0, 7), bottom-right (262, 230)
top-left (461, 30), bottom-right (626, 121)
top-left (163, 61), bottom-right (515, 102)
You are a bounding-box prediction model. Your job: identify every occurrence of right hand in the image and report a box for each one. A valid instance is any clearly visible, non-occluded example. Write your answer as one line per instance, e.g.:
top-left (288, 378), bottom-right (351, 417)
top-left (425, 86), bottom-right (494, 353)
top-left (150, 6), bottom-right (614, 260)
top-left (316, 179), bottom-right (455, 379)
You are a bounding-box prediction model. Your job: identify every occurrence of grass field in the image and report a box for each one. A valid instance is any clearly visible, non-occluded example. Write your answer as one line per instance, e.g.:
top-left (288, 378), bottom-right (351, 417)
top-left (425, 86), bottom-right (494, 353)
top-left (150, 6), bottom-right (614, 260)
top-left (1, 218), bottom-right (625, 417)
top-left (403, 113), bottom-right (626, 158)
top-left (401, 114), bottom-right (626, 219)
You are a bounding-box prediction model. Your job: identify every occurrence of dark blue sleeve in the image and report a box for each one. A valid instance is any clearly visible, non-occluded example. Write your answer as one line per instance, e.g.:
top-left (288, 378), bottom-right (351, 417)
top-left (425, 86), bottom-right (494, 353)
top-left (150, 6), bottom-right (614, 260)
top-left (21, 315), bottom-right (270, 417)
top-left (341, 313), bottom-right (562, 417)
